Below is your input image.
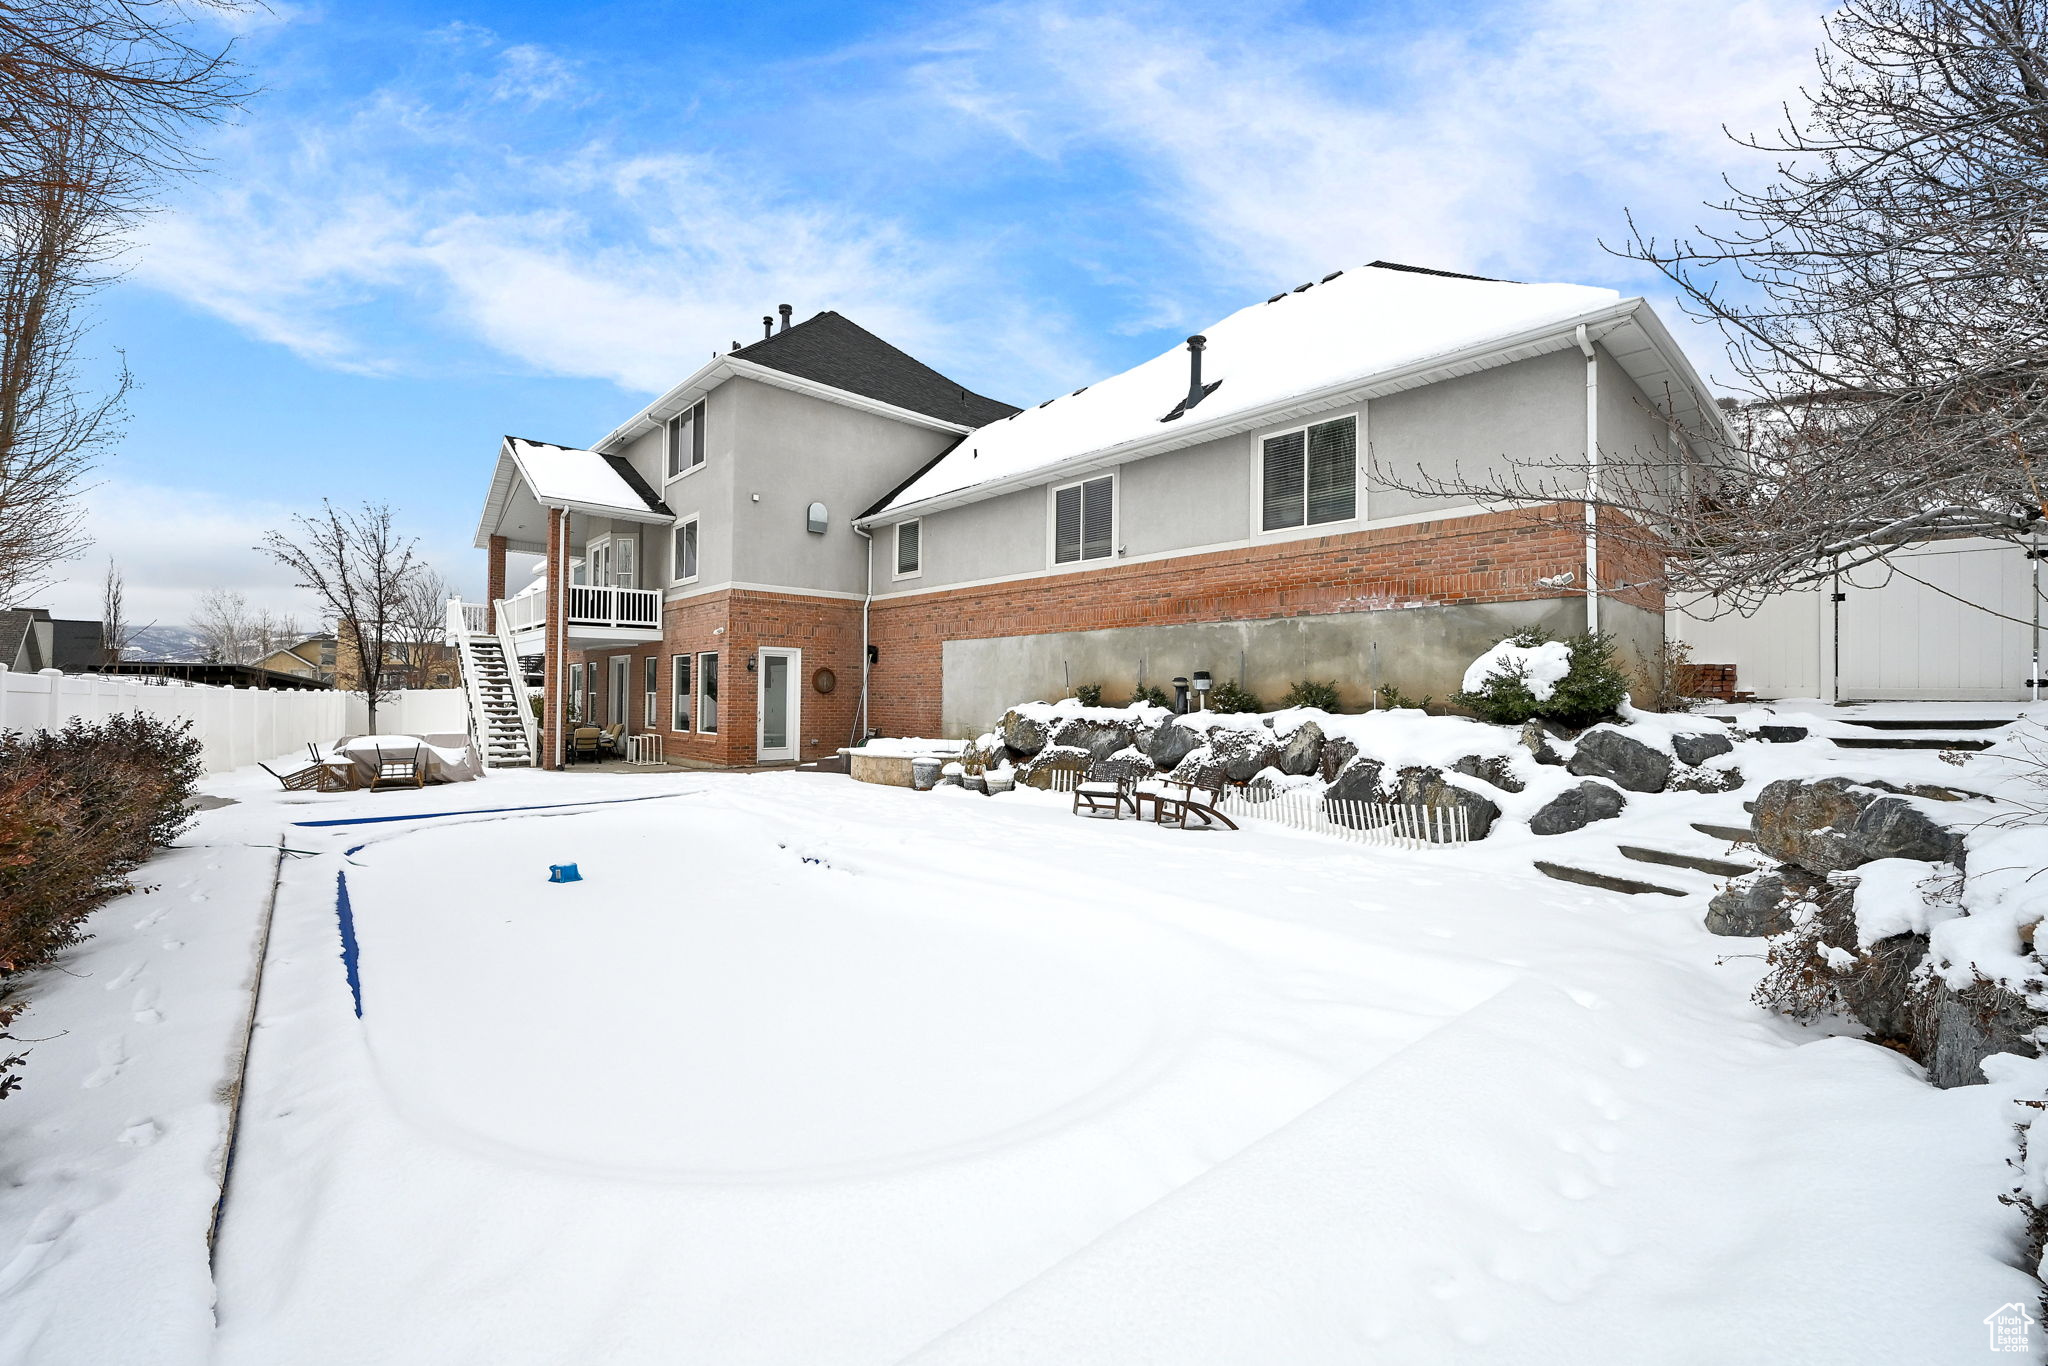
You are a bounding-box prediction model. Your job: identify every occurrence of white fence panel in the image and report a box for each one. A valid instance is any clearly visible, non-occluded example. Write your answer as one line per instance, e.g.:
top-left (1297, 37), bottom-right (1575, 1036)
top-left (1669, 588), bottom-right (1825, 699)
top-left (0, 665), bottom-right (350, 774)
top-left (343, 689), bottom-right (470, 736)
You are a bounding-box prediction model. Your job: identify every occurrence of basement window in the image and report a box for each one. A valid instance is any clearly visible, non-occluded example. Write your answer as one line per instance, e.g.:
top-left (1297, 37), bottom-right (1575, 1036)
top-left (1052, 474), bottom-right (1114, 564)
top-left (1260, 414), bottom-right (1357, 532)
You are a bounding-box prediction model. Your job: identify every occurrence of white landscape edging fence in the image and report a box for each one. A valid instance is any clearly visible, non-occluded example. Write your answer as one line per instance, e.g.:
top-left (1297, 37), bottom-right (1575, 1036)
top-left (0, 666), bottom-right (468, 776)
top-left (1218, 785), bottom-right (1472, 849)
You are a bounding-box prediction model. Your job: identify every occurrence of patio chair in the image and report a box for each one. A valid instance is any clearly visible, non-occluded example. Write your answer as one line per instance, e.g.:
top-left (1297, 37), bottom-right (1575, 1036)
top-left (1137, 772), bottom-right (1239, 831)
top-left (259, 760), bottom-right (326, 792)
top-left (599, 723), bottom-right (626, 756)
top-left (1072, 772), bottom-right (1138, 820)
top-left (369, 744), bottom-right (427, 790)
top-left (569, 726), bottom-right (602, 764)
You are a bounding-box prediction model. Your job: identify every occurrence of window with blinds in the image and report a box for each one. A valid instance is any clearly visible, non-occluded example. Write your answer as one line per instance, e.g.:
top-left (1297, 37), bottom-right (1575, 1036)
top-left (1261, 415), bottom-right (1357, 531)
top-left (671, 654), bottom-right (691, 731)
top-left (895, 519), bottom-right (921, 576)
top-left (1053, 475), bottom-right (1114, 564)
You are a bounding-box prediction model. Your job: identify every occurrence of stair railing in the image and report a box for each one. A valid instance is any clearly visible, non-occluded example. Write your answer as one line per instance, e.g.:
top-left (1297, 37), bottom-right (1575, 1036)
top-left (492, 599), bottom-right (539, 764)
top-left (446, 596), bottom-right (500, 768)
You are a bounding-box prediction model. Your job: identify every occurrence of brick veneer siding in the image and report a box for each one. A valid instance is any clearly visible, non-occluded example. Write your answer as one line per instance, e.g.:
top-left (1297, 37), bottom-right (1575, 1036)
top-left (486, 534), bottom-right (507, 633)
top-left (1673, 662), bottom-right (1738, 702)
top-left (566, 588), bottom-right (865, 767)
top-left (865, 505), bottom-right (1663, 738)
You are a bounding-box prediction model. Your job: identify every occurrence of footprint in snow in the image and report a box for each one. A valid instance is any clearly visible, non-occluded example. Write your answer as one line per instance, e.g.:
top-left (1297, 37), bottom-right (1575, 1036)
top-left (105, 963), bottom-right (141, 992)
top-left (133, 907), bottom-right (167, 929)
top-left (160, 939), bottom-right (184, 951)
top-left (131, 986), bottom-right (161, 1026)
top-left (81, 1037), bottom-right (126, 1089)
top-left (116, 1120), bottom-right (161, 1147)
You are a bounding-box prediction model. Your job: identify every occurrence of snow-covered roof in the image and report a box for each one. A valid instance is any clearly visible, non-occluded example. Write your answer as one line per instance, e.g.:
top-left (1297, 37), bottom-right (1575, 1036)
top-left (867, 263), bottom-right (1713, 520)
top-left (473, 437), bottom-right (674, 551)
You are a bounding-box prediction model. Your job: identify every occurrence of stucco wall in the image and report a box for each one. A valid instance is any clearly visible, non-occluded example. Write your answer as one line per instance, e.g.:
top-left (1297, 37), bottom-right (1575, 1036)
top-left (1364, 350), bottom-right (1586, 521)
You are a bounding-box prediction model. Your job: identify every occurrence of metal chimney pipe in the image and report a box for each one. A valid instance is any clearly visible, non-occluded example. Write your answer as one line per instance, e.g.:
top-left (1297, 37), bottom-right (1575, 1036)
top-left (762, 315), bottom-right (773, 339)
top-left (778, 304), bottom-right (793, 333)
top-left (1185, 335), bottom-right (1207, 405)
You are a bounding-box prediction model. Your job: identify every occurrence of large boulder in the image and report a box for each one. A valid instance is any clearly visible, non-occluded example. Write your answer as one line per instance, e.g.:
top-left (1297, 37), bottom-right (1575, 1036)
top-left (1319, 737), bottom-right (1359, 783)
top-left (1146, 720), bottom-right (1207, 771)
top-left (1274, 721), bottom-right (1326, 778)
top-left (1668, 764), bottom-right (1744, 794)
top-left (1927, 978), bottom-right (2043, 1088)
top-left (997, 708), bottom-right (1051, 756)
top-left (1388, 766), bottom-right (1501, 840)
top-left (1052, 716), bottom-right (1136, 763)
top-left (1566, 726), bottom-right (1673, 793)
top-left (1840, 932), bottom-right (1932, 1044)
top-left (1704, 869), bottom-right (1810, 937)
top-left (1017, 743), bottom-right (1091, 787)
top-left (1528, 780), bottom-right (1626, 836)
top-left (1671, 730), bottom-right (1735, 767)
top-left (1452, 753), bottom-right (1524, 794)
top-left (1519, 719), bottom-right (1567, 765)
top-left (1752, 777), bottom-right (1967, 875)
top-left (1208, 727), bottom-right (1279, 782)
top-left (1324, 755), bottom-right (1385, 807)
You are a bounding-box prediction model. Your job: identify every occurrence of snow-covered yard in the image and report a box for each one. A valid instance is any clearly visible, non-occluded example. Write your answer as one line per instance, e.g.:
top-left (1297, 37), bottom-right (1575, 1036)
top-left (3, 721), bottom-right (2044, 1364)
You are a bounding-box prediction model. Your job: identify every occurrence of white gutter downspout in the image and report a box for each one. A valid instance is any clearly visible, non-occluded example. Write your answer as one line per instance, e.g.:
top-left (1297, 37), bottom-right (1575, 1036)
top-left (1576, 324), bottom-right (1601, 635)
top-left (853, 524), bottom-right (874, 745)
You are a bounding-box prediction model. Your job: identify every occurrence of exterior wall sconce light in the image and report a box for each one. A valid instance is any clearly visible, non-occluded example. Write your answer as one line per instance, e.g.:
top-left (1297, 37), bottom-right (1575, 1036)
top-left (806, 502), bottom-right (828, 534)
top-left (746, 654), bottom-right (758, 672)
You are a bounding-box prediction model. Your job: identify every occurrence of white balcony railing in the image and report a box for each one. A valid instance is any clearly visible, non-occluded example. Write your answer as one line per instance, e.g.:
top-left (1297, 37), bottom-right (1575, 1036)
top-left (498, 584), bottom-right (660, 634)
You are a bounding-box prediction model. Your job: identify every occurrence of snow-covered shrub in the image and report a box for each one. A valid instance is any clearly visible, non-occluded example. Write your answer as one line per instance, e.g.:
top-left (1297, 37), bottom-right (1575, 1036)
top-left (1374, 683), bottom-right (1432, 711)
top-left (0, 714), bottom-right (203, 981)
top-left (1206, 679), bottom-right (1262, 714)
top-left (1451, 628), bottom-right (1630, 730)
top-left (1280, 679), bottom-right (1341, 712)
top-left (0, 1002), bottom-right (22, 1103)
top-left (1073, 683), bottom-right (1103, 706)
top-left (1129, 683), bottom-right (1171, 709)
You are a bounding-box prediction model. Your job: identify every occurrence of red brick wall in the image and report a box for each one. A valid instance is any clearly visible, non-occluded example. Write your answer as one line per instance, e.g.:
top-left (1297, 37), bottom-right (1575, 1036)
top-left (865, 505), bottom-right (1652, 737)
top-left (1674, 662), bottom-right (1737, 702)
top-left (565, 588), bottom-right (864, 766)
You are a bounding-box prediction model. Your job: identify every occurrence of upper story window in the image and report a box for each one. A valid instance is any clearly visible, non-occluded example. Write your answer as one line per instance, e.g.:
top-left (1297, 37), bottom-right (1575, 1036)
top-left (673, 517), bottom-right (700, 583)
top-left (665, 401), bottom-right (705, 480)
top-left (1052, 474), bottom-right (1114, 564)
top-left (1260, 414), bottom-right (1357, 532)
top-left (894, 519), bottom-right (921, 578)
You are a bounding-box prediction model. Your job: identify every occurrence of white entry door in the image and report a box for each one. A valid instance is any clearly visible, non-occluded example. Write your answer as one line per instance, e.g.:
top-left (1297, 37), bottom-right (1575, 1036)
top-left (609, 655), bottom-right (631, 728)
top-left (756, 647), bottom-right (800, 762)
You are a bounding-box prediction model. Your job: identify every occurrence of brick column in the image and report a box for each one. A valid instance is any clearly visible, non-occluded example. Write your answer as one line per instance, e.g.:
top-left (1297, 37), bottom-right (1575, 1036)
top-left (542, 508), bottom-right (566, 770)
top-left (486, 534), bottom-right (508, 632)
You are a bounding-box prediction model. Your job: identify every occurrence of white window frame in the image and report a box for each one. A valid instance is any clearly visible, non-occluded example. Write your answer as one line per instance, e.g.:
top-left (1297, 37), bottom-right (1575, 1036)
top-left (1250, 408), bottom-right (1364, 540)
top-left (671, 515), bottom-right (701, 586)
top-left (665, 400), bottom-right (706, 483)
top-left (1046, 470), bottom-right (1117, 569)
top-left (697, 651), bottom-right (719, 736)
top-left (568, 662), bottom-right (584, 724)
top-left (670, 653), bottom-right (692, 733)
top-left (892, 518), bottom-right (923, 580)
top-left (643, 655), bottom-right (658, 728)
top-left (587, 535), bottom-right (613, 587)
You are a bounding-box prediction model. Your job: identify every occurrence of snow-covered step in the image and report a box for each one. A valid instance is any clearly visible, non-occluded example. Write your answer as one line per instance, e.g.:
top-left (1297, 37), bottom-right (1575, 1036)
top-left (1837, 717), bottom-right (2012, 731)
top-left (1691, 821), bottom-right (1758, 844)
top-left (1830, 735), bottom-right (1997, 751)
top-left (1617, 845), bottom-right (1760, 879)
top-left (1533, 860), bottom-right (1687, 897)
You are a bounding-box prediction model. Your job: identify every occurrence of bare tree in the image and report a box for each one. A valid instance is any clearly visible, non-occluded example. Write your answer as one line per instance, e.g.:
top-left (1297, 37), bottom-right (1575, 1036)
top-left (96, 555), bottom-right (142, 664)
top-left (1373, 0), bottom-right (2048, 611)
top-left (391, 565), bottom-right (456, 689)
top-left (0, 3), bottom-right (247, 603)
top-left (260, 502), bottom-right (417, 732)
top-left (189, 586), bottom-right (253, 663)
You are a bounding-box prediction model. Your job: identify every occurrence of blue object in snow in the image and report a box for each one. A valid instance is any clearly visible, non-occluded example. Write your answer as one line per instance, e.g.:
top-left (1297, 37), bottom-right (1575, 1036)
top-left (548, 863), bottom-right (583, 883)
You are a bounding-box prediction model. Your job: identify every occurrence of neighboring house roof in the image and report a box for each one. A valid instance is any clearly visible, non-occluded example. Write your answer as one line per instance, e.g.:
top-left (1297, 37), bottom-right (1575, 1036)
top-left (50, 618), bottom-right (104, 671)
top-left (727, 312), bottom-right (1019, 428)
top-left (0, 609), bottom-right (40, 671)
top-left (863, 261), bottom-right (1730, 522)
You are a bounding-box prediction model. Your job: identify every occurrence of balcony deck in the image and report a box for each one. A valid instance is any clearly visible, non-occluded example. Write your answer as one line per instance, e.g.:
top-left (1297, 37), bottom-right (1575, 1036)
top-left (500, 585), bottom-right (664, 645)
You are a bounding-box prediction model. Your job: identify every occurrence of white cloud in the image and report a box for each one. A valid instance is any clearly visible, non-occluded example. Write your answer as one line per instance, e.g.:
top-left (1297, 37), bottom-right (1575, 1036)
top-left (32, 480), bottom-right (479, 631)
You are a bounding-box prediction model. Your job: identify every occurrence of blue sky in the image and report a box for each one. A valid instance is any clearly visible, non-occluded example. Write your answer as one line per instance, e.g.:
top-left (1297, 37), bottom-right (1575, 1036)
top-left (44, 0), bottom-right (1829, 626)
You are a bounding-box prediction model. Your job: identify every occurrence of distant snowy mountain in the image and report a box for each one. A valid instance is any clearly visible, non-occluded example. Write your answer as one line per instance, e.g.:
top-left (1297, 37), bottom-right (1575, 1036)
top-left (125, 625), bottom-right (213, 663)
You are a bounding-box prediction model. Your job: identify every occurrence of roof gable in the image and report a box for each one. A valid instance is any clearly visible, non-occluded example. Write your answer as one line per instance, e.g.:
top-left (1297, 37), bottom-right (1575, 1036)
top-left (730, 312), bottom-right (1018, 428)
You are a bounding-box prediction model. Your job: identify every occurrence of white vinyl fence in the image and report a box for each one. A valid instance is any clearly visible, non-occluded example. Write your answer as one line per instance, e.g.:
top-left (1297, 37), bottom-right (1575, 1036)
top-left (0, 667), bottom-right (470, 775)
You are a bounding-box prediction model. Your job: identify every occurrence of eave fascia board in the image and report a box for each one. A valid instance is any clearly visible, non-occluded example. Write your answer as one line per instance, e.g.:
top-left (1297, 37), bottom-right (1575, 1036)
top-left (857, 298), bottom-right (1663, 527)
top-left (590, 357), bottom-right (974, 454)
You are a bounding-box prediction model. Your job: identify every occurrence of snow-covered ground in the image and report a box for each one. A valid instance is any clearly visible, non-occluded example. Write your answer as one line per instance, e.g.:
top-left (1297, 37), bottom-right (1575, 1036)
top-left (2, 715), bottom-right (2044, 1364)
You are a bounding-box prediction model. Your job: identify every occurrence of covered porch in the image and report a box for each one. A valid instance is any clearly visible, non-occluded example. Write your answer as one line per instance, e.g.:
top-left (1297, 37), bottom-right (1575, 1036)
top-left (470, 436), bottom-right (675, 769)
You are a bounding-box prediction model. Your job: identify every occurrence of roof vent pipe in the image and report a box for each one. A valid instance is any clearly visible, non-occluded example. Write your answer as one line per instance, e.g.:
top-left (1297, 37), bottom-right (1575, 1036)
top-left (778, 303), bottom-right (792, 333)
top-left (1185, 335), bottom-right (1207, 406)
top-left (762, 315), bottom-right (773, 340)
